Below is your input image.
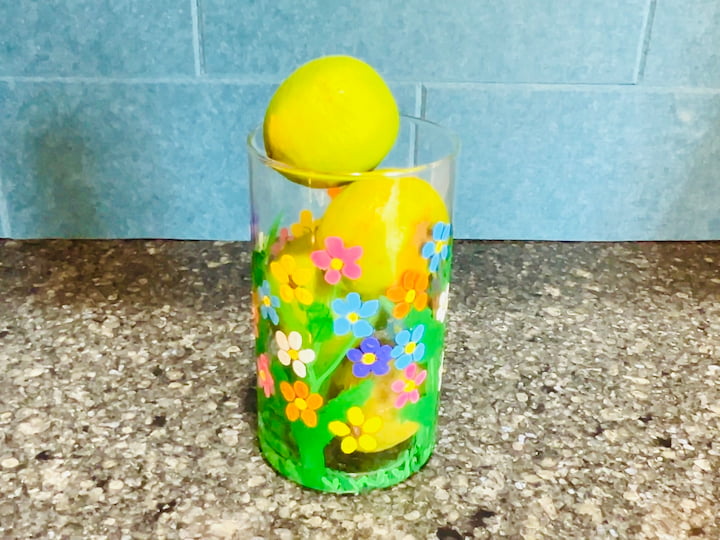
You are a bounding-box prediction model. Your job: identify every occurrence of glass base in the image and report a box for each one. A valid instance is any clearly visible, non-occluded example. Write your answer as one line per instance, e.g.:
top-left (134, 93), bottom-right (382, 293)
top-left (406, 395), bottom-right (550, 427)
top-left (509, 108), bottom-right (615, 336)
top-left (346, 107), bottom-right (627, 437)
top-left (258, 428), bottom-right (436, 493)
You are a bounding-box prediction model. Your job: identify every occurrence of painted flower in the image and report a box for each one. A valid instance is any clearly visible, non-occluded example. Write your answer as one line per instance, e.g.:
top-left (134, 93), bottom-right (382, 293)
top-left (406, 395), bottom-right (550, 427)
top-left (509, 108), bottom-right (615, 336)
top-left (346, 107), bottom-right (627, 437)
top-left (255, 230), bottom-right (267, 252)
top-left (386, 270), bottom-right (429, 319)
top-left (256, 353), bottom-right (274, 397)
top-left (280, 380), bottom-right (323, 427)
top-left (257, 280), bottom-right (280, 325)
top-left (251, 290), bottom-right (260, 337)
top-left (391, 363), bottom-right (427, 409)
top-left (328, 406), bottom-right (383, 454)
top-left (421, 222), bottom-right (452, 273)
top-left (270, 254), bottom-right (314, 305)
top-left (311, 236), bottom-right (363, 285)
top-left (290, 209), bottom-right (318, 239)
top-left (391, 324), bottom-right (426, 369)
top-left (275, 330), bottom-right (316, 378)
top-left (331, 292), bottom-right (378, 338)
top-left (435, 285), bottom-right (450, 322)
top-left (270, 227), bottom-right (292, 257)
top-left (347, 337), bottom-right (392, 378)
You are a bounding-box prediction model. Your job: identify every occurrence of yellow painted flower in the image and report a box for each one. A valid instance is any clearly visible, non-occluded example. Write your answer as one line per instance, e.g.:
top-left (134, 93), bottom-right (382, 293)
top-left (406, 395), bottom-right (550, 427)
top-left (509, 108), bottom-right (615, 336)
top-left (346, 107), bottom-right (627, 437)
top-left (328, 406), bottom-right (383, 454)
top-left (270, 254), bottom-right (314, 305)
top-left (290, 209), bottom-right (318, 239)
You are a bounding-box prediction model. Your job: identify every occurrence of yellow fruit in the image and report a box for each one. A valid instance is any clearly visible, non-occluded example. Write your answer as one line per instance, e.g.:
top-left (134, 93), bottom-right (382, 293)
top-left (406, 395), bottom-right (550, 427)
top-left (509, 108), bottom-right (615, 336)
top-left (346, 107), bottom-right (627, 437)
top-left (315, 176), bottom-right (449, 298)
top-left (264, 55), bottom-right (399, 174)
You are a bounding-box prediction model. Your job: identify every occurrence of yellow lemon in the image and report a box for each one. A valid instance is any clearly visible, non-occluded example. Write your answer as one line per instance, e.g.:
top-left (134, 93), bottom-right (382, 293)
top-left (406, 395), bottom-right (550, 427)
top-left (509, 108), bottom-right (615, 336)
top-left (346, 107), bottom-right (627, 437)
top-left (315, 176), bottom-right (449, 298)
top-left (264, 55), bottom-right (399, 174)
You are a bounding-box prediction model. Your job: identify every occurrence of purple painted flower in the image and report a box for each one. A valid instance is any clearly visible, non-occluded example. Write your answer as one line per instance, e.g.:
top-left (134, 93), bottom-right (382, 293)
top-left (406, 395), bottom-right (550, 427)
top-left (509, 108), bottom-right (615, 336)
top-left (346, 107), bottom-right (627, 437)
top-left (347, 337), bottom-right (392, 378)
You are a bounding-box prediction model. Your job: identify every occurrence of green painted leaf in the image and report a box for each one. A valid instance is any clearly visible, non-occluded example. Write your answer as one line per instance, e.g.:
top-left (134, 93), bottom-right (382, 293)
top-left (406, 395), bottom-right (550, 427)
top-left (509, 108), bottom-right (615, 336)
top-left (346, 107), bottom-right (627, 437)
top-left (399, 394), bottom-right (438, 425)
top-left (251, 213), bottom-right (283, 287)
top-left (306, 302), bottom-right (334, 343)
top-left (320, 379), bottom-right (373, 425)
top-left (251, 250), bottom-right (267, 288)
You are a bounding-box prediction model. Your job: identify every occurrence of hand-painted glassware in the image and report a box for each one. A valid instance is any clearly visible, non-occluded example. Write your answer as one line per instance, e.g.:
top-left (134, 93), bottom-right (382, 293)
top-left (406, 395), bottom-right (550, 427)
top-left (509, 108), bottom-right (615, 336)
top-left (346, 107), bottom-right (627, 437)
top-left (247, 115), bottom-right (458, 493)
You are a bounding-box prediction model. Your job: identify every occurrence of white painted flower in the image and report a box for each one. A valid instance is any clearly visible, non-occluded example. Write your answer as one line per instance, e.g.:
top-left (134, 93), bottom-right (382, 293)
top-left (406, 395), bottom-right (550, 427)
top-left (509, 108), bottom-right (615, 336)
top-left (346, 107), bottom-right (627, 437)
top-left (435, 286), bottom-right (450, 322)
top-left (275, 330), bottom-right (316, 378)
top-left (255, 231), bottom-right (267, 252)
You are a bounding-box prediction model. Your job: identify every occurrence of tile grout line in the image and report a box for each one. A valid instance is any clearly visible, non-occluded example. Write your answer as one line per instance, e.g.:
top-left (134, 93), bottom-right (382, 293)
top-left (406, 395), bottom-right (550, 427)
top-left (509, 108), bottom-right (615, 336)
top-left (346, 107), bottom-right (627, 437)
top-left (414, 82), bottom-right (426, 118)
top-left (420, 82), bottom-right (720, 94)
top-left (4, 75), bottom-right (720, 94)
top-left (408, 83), bottom-right (424, 166)
top-left (190, 0), bottom-right (205, 77)
top-left (3, 75), bottom-right (720, 95)
top-left (633, 0), bottom-right (658, 84)
top-left (0, 75), bottom-right (284, 85)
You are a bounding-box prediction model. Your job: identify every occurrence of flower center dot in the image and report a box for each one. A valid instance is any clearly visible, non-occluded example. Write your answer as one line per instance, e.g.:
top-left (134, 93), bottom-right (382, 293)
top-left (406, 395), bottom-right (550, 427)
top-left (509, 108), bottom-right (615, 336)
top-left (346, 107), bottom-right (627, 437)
top-left (434, 241), bottom-right (445, 254)
top-left (361, 353), bottom-right (376, 365)
top-left (347, 312), bottom-right (359, 323)
top-left (294, 398), bottom-right (307, 410)
top-left (404, 380), bottom-right (416, 393)
top-left (330, 258), bottom-right (344, 271)
top-left (404, 342), bottom-right (417, 355)
top-left (404, 290), bottom-right (416, 303)
top-left (288, 349), bottom-right (299, 361)
top-left (262, 296), bottom-right (271, 307)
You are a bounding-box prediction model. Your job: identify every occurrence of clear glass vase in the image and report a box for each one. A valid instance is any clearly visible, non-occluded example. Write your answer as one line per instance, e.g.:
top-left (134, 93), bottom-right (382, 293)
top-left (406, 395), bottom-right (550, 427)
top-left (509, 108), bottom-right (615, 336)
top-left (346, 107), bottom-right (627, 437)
top-left (247, 115), bottom-right (458, 493)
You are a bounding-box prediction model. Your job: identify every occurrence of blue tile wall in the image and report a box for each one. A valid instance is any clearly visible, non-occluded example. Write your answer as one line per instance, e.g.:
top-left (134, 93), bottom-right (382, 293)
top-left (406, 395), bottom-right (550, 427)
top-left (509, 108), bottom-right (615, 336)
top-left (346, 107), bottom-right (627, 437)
top-left (201, 0), bottom-right (647, 83)
top-left (0, 81), bottom-right (416, 239)
top-left (0, 82), bottom-right (261, 239)
top-left (0, 172), bottom-right (9, 237)
top-left (1, 0), bottom-right (720, 240)
top-left (0, 1), bottom-right (195, 77)
top-left (644, 0), bottom-right (720, 86)
top-left (426, 85), bottom-right (720, 240)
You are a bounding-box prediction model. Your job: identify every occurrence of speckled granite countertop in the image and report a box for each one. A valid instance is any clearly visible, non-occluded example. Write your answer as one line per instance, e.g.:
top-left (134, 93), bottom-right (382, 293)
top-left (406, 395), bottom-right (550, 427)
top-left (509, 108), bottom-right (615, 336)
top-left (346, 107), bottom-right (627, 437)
top-left (1, 240), bottom-right (719, 540)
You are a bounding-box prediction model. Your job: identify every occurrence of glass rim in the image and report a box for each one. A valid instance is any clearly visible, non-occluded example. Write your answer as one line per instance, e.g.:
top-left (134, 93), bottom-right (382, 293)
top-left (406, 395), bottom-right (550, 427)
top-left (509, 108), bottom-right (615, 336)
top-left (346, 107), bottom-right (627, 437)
top-left (246, 114), bottom-right (460, 184)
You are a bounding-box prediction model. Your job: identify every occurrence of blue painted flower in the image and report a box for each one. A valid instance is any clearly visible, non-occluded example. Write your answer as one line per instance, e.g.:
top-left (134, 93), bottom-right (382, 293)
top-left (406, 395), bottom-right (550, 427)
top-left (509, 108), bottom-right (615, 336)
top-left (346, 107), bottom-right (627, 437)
top-left (421, 222), bottom-right (452, 273)
top-left (347, 337), bottom-right (392, 378)
top-left (257, 280), bottom-right (280, 325)
top-left (331, 292), bottom-right (378, 338)
top-left (392, 324), bottom-right (426, 369)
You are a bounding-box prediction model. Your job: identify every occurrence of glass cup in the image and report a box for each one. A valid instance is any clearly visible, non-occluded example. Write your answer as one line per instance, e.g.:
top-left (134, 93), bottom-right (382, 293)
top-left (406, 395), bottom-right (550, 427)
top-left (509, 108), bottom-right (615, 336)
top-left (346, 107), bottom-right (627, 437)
top-left (247, 115), bottom-right (458, 493)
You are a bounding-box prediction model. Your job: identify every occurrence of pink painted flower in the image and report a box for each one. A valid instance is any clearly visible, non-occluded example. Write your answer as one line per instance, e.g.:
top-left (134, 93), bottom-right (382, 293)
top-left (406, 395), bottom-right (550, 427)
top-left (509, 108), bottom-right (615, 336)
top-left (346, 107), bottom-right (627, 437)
top-left (270, 227), bottom-right (292, 257)
top-left (391, 363), bottom-right (427, 408)
top-left (256, 354), bottom-right (274, 397)
top-left (311, 236), bottom-right (363, 285)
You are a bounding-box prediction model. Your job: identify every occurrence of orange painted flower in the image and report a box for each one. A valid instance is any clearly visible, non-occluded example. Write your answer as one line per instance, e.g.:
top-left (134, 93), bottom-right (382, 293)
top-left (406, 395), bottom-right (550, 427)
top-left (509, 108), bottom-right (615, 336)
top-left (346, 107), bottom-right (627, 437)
top-left (386, 270), bottom-right (429, 319)
top-left (270, 254), bottom-right (314, 305)
top-left (279, 380), bottom-right (323, 427)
